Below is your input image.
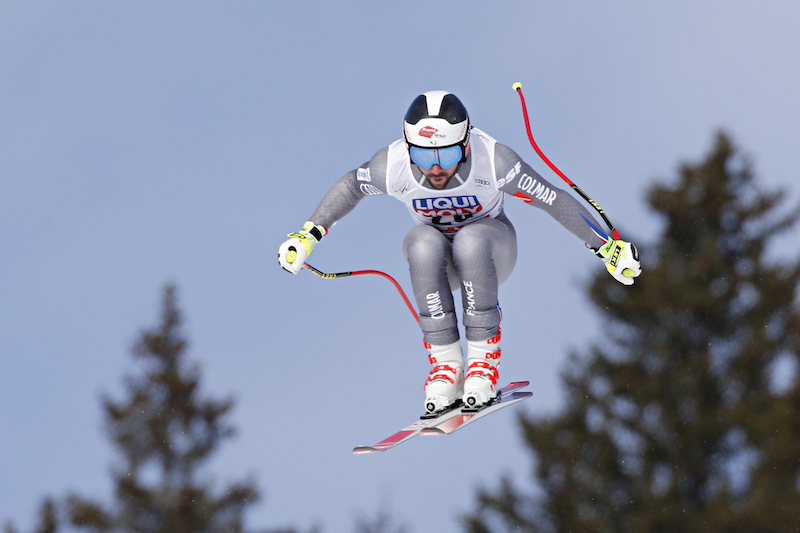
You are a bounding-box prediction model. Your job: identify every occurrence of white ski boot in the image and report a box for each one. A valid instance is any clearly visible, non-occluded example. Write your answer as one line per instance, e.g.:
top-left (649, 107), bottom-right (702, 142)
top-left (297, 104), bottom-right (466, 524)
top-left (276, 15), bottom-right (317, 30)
top-left (463, 332), bottom-right (501, 409)
top-left (423, 340), bottom-right (464, 414)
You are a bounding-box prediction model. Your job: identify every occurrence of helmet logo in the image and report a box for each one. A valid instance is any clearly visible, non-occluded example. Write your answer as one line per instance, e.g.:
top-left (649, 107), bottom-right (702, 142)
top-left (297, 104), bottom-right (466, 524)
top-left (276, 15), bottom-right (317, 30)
top-left (419, 126), bottom-right (438, 138)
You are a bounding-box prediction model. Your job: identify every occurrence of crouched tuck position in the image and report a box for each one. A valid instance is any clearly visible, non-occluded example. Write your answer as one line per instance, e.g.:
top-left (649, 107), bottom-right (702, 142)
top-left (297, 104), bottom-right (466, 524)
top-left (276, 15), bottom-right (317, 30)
top-left (278, 90), bottom-right (641, 414)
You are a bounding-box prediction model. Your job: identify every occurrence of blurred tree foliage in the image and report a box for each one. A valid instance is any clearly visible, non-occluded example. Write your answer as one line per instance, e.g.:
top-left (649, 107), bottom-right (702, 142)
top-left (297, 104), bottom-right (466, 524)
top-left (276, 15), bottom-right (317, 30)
top-left (5, 286), bottom-right (299, 533)
top-left (3, 499), bottom-right (58, 533)
top-left (66, 285), bottom-right (260, 533)
top-left (465, 132), bottom-right (800, 533)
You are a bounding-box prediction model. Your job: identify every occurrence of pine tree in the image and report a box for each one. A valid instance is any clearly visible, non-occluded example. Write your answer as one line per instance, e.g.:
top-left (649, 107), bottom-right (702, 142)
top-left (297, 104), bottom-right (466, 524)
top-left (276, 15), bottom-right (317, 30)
top-left (465, 132), bottom-right (800, 533)
top-left (66, 285), bottom-right (260, 533)
top-left (3, 498), bottom-right (58, 533)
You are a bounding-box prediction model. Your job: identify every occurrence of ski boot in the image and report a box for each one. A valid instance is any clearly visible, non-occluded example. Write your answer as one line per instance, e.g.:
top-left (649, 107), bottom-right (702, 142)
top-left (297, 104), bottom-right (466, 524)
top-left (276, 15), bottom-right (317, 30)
top-left (463, 331), bottom-right (501, 409)
top-left (423, 340), bottom-right (464, 414)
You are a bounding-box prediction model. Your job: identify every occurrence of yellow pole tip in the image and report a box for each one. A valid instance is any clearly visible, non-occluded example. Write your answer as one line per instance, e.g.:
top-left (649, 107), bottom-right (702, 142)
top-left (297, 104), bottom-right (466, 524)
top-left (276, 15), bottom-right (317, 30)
top-left (512, 82), bottom-right (522, 91)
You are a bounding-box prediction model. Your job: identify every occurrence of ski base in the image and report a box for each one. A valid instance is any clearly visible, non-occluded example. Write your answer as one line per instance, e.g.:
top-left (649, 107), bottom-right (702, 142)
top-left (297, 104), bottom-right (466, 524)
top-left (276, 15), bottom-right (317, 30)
top-left (352, 381), bottom-right (530, 454)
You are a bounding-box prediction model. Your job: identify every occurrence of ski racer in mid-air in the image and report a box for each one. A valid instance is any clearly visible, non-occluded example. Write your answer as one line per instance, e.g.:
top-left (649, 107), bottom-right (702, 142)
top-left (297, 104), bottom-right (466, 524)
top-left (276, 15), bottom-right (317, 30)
top-left (278, 90), bottom-right (641, 415)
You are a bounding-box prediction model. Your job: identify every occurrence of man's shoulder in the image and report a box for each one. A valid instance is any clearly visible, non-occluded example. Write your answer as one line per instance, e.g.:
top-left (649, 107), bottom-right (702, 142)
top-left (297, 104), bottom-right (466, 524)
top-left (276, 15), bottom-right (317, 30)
top-left (470, 126), bottom-right (499, 144)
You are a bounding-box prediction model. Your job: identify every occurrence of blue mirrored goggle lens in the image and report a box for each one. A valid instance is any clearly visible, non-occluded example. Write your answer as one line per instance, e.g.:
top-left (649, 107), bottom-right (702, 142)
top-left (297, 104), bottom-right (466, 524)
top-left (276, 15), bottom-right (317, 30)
top-left (409, 145), bottom-right (463, 170)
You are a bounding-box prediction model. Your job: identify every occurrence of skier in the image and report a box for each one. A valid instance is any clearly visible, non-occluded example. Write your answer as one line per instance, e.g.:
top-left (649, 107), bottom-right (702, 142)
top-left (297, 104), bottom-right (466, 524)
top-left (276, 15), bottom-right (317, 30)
top-left (278, 90), bottom-right (641, 414)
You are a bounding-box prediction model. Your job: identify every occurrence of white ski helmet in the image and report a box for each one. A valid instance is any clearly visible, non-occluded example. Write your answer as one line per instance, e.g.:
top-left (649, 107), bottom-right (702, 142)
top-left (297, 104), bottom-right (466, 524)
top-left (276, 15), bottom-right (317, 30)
top-left (403, 90), bottom-right (470, 165)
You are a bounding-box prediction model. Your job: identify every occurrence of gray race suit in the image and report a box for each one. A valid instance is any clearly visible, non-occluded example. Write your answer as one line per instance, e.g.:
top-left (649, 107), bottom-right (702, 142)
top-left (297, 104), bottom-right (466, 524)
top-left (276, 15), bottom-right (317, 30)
top-left (308, 127), bottom-right (606, 345)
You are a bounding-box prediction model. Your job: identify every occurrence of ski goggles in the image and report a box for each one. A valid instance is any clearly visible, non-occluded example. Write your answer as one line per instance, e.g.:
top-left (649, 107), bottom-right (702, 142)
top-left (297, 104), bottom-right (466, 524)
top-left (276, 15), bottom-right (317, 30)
top-left (409, 145), bottom-right (463, 170)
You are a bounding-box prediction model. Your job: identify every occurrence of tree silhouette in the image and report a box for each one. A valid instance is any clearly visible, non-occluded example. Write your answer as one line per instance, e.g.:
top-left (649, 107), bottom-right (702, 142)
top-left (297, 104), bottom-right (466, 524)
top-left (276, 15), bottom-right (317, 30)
top-left (65, 285), bottom-right (260, 533)
top-left (3, 498), bottom-right (58, 533)
top-left (465, 132), bottom-right (800, 532)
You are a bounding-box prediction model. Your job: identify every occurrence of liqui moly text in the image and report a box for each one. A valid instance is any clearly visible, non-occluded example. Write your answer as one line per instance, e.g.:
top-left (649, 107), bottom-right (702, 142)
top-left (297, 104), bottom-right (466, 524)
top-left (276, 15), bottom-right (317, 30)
top-left (412, 196), bottom-right (482, 219)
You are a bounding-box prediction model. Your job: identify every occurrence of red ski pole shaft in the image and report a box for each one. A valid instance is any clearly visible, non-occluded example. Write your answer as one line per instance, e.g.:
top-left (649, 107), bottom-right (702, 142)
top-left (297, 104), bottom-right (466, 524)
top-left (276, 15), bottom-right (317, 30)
top-left (303, 262), bottom-right (419, 324)
top-left (512, 82), bottom-right (620, 241)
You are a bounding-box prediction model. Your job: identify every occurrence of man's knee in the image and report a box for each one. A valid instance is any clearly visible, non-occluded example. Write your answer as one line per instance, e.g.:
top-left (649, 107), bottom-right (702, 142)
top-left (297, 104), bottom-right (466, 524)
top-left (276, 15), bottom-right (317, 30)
top-left (451, 224), bottom-right (496, 264)
top-left (404, 225), bottom-right (449, 263)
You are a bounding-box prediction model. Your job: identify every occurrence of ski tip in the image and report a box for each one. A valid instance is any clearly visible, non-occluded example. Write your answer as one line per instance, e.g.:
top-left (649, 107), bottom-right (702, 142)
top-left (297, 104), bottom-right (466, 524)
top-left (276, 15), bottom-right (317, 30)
top-left (420, 427), bottom-right (446, 436)
top-left (353, 446), bottom-right (380, 455)
top-left (508, 380), bottom-right (529, 388)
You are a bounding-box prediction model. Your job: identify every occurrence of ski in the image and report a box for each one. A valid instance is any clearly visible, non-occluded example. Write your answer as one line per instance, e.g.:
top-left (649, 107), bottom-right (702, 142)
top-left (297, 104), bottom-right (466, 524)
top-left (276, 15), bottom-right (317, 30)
top-left (352, 381), bottom-right (529, 454)
top-left (352, 403), bottom-right (462, 454)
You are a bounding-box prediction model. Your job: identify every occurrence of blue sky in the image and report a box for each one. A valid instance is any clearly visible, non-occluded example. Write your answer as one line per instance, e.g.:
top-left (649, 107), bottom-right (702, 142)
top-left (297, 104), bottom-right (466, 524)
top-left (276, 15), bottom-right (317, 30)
top-left (2, 2), bottom-right (800, 532)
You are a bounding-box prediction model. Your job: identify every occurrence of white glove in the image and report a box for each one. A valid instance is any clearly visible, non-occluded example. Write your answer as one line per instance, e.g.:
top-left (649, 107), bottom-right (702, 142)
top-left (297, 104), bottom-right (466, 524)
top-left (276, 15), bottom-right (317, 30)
top-left (594, 239), bottom-right (641, 286)
top-left (278, 221), bottom-right (326, 274)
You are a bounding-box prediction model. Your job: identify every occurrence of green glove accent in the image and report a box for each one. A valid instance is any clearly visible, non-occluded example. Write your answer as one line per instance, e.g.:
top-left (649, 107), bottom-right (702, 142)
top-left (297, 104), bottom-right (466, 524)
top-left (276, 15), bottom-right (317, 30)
top-left (278, 221), bottom-right (327, 274)
top-left (287, 221), bottom-right (326, 255)
top-left (594, 239), bottom-right (642, 285)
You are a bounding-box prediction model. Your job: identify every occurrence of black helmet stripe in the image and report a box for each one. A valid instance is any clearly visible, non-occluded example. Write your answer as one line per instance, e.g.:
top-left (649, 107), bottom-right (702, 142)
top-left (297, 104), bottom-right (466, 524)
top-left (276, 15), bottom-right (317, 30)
top-left (404, 93), bottom-right (468, 125)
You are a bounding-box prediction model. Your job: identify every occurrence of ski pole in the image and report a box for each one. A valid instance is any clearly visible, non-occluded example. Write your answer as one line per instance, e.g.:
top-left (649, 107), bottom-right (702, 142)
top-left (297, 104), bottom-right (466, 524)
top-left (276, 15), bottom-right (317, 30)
top-left (512, 82), bottom-right (620, 242)
top-left (302, 262), bottom-right (420, 324)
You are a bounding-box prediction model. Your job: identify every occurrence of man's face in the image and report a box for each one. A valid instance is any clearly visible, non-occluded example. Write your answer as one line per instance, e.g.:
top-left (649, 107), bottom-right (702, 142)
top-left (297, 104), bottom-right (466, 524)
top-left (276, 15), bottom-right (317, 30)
top-left (410, 142), bottom-right (467, 190)
top-left (420, 163), bottom-right (458, 190)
